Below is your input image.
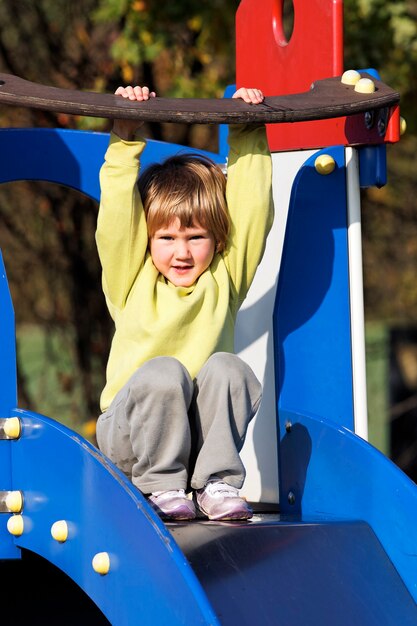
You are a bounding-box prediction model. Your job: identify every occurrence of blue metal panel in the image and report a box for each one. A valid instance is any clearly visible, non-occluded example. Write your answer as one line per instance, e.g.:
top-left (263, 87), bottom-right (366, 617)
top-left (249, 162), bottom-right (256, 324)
top-left (0, 253), bottom-right (20, 556)
top-left (357, 68), bottom-right (387, 189)
top-left (274, 146), bottom-right (354, 430)
top-left (9, 410), bottom-right (219, 626)
top-left (171, 518), bottom-right (417, 626)
top-left (218, 84), bottom-right (236, 161)
top-left (359, 145), bottom-right (387, 188)
top-left (0, 438), bottom-right (20, 558)
top-left (0, 129), bottom-right (223, 203)
top-left (279, 408), bottom-right (417, 604)
top-left (0, 251), bottom-right (17, 414)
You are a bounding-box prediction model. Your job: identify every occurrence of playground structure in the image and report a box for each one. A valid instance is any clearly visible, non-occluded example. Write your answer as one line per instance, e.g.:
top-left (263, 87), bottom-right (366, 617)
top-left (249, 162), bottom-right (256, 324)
top-left (0, 1), bottom-right (417, 624)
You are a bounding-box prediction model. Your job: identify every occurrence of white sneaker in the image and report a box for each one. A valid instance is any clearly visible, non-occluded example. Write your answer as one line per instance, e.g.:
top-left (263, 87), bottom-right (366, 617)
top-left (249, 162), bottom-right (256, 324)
top-left (194, 479), bottom-right (253, 521)
top-left (148, 489), bottom-right (196, 521)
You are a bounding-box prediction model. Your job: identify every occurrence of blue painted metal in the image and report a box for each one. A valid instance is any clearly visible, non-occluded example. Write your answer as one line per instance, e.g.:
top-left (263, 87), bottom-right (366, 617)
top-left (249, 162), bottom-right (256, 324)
top-left (171, 518), bottom-right (417, 625)
top-left (1, 125), bottom-right (417, 621)
top-left (9, 409), bottom-right (220, 626)
top-left (0, 251), bottom-right (17, 415)
top-left (359, 145), bottom-right (387, 188)
top-left (274, 146), bottom-right (354, 430)
top-left (278, 407), bottom-right (417, 605)
top-left (0, 128), bottom-right (223, 203)
top-left (0, 252), bottom-right (20, 558)
top-left (219, 84), bottom-right (236, 162)
top-left (357, 69), bottom-right (388, 189)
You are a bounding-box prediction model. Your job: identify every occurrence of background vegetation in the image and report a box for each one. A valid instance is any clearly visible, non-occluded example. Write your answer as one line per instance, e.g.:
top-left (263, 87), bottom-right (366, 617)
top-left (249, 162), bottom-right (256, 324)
top-left (0, 0), bottom-right (416, 474)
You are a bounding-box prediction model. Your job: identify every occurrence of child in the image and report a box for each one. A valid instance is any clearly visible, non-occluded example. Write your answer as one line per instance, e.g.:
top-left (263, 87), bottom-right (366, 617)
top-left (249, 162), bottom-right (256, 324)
top-left (96, 85), bottom-right (273, 521)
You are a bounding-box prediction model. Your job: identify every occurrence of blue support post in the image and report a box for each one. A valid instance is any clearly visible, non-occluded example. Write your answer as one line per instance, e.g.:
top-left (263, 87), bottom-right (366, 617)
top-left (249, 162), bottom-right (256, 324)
top-left (274, 146), bottom-right (354, 430)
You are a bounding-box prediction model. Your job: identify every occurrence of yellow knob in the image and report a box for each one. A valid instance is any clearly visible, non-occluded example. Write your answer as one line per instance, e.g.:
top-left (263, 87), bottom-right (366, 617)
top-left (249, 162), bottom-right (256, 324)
top-left (315, 154), bottom-right (336, 175)
top-left (51, 520), bottom-right (69, 543)
top-left (5, 491), bottom-right (23, 513)
top-left (7, 515), bottom-right (24, 537)
top-left (354, 78), bottom-right (375, 94)
top-left (92, 552), bottom-right (110, 575)
top-left (3, 417), bottom-right (21, 439)
top-left (341, 70), bottom-right (361, 86)
top-left (400, 117), bottom-right (407, 136)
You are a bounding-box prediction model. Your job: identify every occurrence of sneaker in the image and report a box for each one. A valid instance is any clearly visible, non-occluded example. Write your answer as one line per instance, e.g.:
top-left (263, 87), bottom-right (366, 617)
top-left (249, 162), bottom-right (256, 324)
top-left (195, 479), bottom-right (253, 521)
top-left (148, 489), bottom-right (196, 521)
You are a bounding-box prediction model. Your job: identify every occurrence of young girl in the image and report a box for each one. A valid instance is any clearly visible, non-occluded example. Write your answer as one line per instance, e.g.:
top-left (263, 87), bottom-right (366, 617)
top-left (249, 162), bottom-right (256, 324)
top-left (96, 85), bottom-right (273, 521)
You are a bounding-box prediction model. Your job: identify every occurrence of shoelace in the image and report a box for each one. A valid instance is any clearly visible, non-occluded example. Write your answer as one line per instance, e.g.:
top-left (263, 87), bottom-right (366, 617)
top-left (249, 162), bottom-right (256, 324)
top-left (152, 489), bottom-right (186, 502)
top-left (205, 481), bottom-right (239, 498)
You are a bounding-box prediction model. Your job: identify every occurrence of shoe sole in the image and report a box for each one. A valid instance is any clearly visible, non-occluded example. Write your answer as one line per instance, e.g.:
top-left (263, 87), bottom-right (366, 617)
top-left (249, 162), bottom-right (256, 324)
top-left (150, 504), bottom-right (196, 521)
top-left (197, 506), bottom-right (253, 521)
top-left (206, 513), bottom-right (253, 521)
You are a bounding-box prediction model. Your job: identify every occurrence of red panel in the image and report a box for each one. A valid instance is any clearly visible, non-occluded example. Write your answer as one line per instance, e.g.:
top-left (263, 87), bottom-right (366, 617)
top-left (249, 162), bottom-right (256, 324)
top-left (236, 0), bottom-right (399, 151)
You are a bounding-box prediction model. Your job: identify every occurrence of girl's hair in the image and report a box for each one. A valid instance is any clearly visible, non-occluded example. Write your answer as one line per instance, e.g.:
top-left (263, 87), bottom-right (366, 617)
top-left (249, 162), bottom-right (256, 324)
top-left (138, 154), bottom-right (230, 252)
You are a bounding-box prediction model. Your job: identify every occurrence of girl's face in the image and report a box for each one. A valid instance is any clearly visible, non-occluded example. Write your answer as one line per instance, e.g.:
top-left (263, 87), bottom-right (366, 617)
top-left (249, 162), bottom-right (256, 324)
top-left (150, 218), bottom-right (216, 287)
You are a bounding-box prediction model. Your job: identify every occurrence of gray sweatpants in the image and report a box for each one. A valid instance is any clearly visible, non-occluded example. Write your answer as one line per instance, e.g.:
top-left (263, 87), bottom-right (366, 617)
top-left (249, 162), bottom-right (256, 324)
top-left (96, 352), bottom-right (262, 494)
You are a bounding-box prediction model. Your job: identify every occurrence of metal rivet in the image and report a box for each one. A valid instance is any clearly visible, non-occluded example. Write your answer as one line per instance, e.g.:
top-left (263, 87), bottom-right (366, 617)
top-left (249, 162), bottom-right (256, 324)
top-left (288, 491), bottom-right (296, 505)
top-left (285, 421), bottom-right (292, 433)
top-left (7, 514), bottom-right (24, 536)
top-left (2, 417), bottom-right (21, 440)
top-left (92, 552), bottom-right (110, 575)
top-left (5, 491), bottom-right (23, 513)
top-left (314, 154), bottom-right (335, 175)
top-left (51, 520), bottom-right (69, 543)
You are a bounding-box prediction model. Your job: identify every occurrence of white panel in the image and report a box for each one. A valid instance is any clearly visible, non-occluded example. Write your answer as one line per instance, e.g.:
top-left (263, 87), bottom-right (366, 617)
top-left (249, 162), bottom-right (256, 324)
top-left (346, 147), bottom-right (369, 440)
top-left (237, 149), bottom-right (318, 503)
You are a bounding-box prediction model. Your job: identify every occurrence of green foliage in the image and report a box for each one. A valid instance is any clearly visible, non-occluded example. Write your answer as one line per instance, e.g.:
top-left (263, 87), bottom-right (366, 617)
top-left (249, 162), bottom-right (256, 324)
top-left (93, 0), bottom-right (239, 97)
top-left (344, 0), bottom-right (417, 131)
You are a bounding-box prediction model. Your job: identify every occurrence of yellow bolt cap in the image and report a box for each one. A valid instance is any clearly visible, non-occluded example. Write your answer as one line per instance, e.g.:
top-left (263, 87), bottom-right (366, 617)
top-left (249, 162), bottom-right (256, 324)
top-left (354, 78), bottom-right (375, 94)
top-left (7, 514), bottom-right (24, 536)
top-left (92, 552), bottom-right (110, 575)
top-left (315, 154), bottom-right (336, 175)
top-left (400, 117), bottom-right (407, 136)
top-left (51, 520), bottom-right (69, 543)
top-left (5, 491), bottom-right (23, 513)
top-left (341, 70), bottom-right (361, 86)
top-left (4, 417), bottom-right (21, 439)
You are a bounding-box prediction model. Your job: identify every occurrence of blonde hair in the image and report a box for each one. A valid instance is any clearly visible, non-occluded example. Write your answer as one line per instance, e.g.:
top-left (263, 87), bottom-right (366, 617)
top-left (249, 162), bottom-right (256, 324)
top-left (138, 154), bottom-right (230, 252)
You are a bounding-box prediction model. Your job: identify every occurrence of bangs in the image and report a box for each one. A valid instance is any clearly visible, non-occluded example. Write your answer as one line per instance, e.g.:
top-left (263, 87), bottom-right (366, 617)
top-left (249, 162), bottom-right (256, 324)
top-left (146, 180), bottom-right (216, 236)
top-left (139, 153), bottom-right (230, 250)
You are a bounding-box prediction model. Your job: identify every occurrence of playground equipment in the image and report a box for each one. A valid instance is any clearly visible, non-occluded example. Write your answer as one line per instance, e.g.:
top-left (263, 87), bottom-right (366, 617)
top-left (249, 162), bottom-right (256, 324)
top-left (0, 0), bottom-right (417, 624)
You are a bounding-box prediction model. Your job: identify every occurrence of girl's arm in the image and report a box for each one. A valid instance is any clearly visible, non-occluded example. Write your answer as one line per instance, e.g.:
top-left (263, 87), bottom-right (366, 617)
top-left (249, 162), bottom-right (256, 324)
top-left (96, 86), bottom-right (155, 312)
top-left (224, 96), bottom-right (274, 305)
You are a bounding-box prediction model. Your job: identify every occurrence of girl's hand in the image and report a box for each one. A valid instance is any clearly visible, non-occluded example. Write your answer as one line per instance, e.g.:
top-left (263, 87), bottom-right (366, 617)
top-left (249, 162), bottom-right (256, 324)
top-left (232, 87), bottom-right (264, 105)
top-left (112, 85), bottom-right (156, 141)
top-left (115, 85), bottom-right (156, 101)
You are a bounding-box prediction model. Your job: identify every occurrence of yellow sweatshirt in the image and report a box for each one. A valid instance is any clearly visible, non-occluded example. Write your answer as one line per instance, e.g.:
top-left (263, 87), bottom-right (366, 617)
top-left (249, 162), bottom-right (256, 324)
top-left (96, 125), bottom-right (273, 412)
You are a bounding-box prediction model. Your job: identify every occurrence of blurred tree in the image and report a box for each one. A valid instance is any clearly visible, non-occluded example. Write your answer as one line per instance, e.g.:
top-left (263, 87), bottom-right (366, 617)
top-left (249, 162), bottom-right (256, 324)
top-left (343, 0), bottom-right (417, 319)
top-left (0, 0), bottom-right (116, 425)
top-left (0, 0), bottom-right (239, 429)
top-left (0, 0), bottom-right (416, 436)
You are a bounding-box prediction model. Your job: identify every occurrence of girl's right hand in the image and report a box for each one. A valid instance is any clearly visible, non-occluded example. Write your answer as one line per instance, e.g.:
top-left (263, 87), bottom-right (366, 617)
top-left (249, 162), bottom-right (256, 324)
top-left (112, 85), bottom-right (156, 140)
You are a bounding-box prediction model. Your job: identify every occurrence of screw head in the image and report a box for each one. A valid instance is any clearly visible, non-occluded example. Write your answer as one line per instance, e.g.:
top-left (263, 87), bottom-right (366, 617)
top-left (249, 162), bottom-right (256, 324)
top-left (364, 111), bottom-right (374, 129)
top-left (378, 117), bottom-right (386, 136)
top-left (287, 491), bottom-right (296, 505)
top-left (285, 421), bottom-right (292, 433)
